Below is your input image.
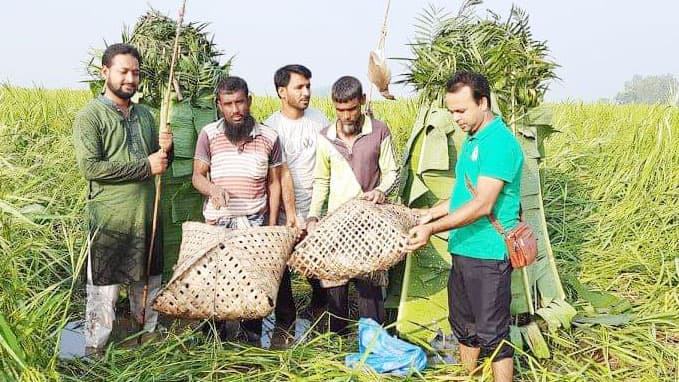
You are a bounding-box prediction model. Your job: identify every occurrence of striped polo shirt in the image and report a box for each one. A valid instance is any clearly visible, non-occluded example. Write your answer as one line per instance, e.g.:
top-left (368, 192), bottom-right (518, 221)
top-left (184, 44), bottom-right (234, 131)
top-left (195, 119), bottom-right (283, 223)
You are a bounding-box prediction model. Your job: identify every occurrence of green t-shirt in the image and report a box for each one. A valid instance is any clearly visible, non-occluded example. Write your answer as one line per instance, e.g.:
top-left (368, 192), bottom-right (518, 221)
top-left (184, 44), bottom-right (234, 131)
top-left (448, 116), bottom-right (523, 260)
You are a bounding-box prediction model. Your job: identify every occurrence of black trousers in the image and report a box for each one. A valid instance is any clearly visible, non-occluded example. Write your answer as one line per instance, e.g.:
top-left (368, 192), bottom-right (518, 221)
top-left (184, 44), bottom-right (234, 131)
top-left (326, 278), bottom-right (385, 335)
top-left (448, 254), bottom-right (514, 360)
top-left (275, 267), bottom-right (327, 331)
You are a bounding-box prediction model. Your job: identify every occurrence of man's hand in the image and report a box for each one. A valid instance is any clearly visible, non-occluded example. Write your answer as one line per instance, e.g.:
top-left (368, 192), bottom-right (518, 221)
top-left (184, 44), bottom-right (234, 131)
top-left (287, 215), bottom-right (306, 231)
top-left (149, 150), bottom-right (168, 175)
top-left (286, 214), bottom-right (297, 229)
top-left (209, 184), bottom-right (229, 209)
top-left (286, 214), bottom-right (303, 241)
top-left (159, 131), bottom-right (173, 152)
top-left (287, 215), bottom-right (308, 241)
top-left (306, 217), bottom-right (319, 234)
top-left (359, 189), bottom-right (386, 204)
top-left (406, 224), bottom-right (433, 252)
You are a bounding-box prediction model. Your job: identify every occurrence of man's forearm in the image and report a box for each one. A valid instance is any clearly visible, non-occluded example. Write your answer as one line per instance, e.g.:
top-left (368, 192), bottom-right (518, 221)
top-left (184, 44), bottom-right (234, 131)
top-left (427, 199), bottom-right (450, 220)
top-left (426, 198), bottom-right (488, 235)
top-left (375, 136), bottom-right (400, 196)
top-left (79, 158), bottom-right (151, 183)
top-left (308, 179), bottom-right (329, 218)
top-left (268, 177), bottom-right (281, 226)
top-left (192, 172), bottom-right (214, 197)
top-left (280, 165), bottom-right (297, 219)
top-left (309, 145), bottom-right (331, 218)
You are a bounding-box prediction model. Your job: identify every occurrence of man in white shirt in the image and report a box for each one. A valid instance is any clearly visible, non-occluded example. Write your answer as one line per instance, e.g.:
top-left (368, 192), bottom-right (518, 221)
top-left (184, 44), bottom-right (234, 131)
top-left (264, 65), bottom-right (329, 345)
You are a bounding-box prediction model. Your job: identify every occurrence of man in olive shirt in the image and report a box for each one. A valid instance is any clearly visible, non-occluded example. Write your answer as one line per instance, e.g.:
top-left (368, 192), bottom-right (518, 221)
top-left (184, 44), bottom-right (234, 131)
top-left (307, 76), bottom-right (399, 334)
top-left (407, 71), bottom-right (523, 382)
top-left (73, 43), bottom-right (172, 350)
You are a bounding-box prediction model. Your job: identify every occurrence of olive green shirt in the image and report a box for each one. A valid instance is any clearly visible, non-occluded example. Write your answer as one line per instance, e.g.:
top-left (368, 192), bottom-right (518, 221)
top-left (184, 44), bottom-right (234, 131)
top-left (73, 96), bottom-right (163, 285)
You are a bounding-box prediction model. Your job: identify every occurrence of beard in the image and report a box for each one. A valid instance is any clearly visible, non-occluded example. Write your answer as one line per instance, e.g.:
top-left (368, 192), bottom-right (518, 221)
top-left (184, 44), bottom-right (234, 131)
top-left (224, 114), bottom-right (255, 143)
top-left (341, 122), bottom-right (360, 135)
top-left (107, 80), bottom-right (136, 100)
top-left (340, 115), bottom-right (363, 135)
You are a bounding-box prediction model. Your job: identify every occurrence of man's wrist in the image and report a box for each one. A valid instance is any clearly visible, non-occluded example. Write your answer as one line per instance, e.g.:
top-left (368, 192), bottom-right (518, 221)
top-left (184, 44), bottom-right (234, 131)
top-left (144, 158), bottom-right (153, 177)
top-left (286, 206), bottom-right (297, 217)
top-left (423, 223), bottom-right (436, 237)
top-left (208, 183), bottom-right (218, 196)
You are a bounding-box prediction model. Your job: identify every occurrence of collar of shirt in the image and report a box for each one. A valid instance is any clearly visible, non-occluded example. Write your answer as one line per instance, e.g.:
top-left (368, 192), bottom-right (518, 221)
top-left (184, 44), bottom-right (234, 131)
top-left (97, 95), bottom-right (136, 119)
top-left (325, 116), bottom-right (373, 141)
top-left (467, 115), bottom-right (503, 143)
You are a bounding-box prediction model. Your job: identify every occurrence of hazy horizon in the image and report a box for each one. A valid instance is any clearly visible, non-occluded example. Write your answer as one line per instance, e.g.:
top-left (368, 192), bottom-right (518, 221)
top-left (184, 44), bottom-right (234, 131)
top-left (2, 1), bottom-right (677, 102)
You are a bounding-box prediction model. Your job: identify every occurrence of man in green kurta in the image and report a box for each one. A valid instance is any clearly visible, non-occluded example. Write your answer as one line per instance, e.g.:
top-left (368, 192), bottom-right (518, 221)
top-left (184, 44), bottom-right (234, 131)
top-left (73, 43), bottom-right (173, 350)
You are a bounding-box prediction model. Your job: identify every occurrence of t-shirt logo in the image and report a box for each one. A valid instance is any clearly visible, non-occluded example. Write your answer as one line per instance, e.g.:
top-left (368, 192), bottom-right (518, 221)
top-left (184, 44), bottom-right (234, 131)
top-left (302, 136), bottom-right (314, 150)
top-left (284, 136), bottom-right (315, 156)
top-left (471, 146), bottom-right (479, 162)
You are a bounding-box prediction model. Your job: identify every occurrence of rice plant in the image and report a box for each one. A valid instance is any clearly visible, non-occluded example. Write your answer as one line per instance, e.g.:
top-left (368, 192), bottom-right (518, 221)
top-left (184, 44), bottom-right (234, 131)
top-left (0, 85), bottom-right (677, 380)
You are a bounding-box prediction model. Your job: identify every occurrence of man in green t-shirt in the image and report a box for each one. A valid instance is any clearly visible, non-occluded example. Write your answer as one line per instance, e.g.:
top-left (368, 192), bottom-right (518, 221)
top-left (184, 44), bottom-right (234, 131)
top-left (407, 71), bottom-right (523, 382)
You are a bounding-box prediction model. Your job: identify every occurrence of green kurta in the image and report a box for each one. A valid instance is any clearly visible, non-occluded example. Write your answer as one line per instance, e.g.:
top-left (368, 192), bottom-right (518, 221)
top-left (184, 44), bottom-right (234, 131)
top-left (73, 96), bottom-right (163, 286)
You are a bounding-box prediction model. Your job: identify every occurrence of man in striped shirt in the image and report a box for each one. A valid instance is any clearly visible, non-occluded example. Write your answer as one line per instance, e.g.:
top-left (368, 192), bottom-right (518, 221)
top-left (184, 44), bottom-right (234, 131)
top-left (307, 76), bottom-right (400, 334)
top-left (192, 76), bottom-right (284, 344)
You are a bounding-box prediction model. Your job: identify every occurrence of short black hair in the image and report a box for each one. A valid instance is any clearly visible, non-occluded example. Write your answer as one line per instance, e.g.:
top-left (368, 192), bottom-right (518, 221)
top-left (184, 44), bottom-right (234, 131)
top-left (331, 76), bottom-right (363, 103)
top-left (274, 64), bottom-right (312, 96)
top-left (102, 43), bottom-right (142, 68)
top-left (445, 71), bottom-right (492, 109)
top-left (215, 76), bottom-right (249, 99)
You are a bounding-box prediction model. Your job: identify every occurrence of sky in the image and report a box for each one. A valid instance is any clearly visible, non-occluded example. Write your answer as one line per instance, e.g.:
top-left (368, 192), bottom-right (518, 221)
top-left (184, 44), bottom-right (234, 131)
top-left (1, 0), bottom-right (677, 102)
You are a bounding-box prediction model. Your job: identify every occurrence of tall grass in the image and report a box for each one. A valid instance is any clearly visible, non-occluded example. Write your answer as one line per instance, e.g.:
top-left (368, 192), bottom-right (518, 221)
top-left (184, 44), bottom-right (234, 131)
top-left (0, 86), bottom-right (677, 381)
top-left (538, 103), bottom-right (679, 380)
top-left (0, 85), bottom-right (90, 381)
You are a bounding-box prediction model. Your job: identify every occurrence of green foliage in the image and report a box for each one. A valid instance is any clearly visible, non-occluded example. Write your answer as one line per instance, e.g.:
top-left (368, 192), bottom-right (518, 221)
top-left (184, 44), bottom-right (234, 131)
top-left (615, 73), bottom-right (679, 105)
top-left (86, 9), bottom-right (231, 109)
top-left (0, 86), bottom-right (677, 380)
top-left (399, 0), bottom-right (558, 126)
top-left (0, 86), bottom-right (90, 381)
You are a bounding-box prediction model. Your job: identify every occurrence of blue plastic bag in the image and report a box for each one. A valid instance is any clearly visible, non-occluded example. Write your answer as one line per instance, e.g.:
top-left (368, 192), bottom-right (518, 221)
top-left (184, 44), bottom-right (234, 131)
top-left (345, 318), bottom-right (427, 376)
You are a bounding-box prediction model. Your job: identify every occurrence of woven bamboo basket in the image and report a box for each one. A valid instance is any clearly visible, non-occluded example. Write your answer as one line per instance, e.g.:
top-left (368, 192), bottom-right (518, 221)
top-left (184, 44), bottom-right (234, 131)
top-left (153, 222), bottom-right (297, 320)
top-left (289, 199), bottom-right (420, 282)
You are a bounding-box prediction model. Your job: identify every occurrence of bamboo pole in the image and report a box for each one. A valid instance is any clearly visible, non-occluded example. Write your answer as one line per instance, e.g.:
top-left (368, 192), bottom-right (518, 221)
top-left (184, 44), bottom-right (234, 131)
top-left (139, 0), bottom-right (187, 340)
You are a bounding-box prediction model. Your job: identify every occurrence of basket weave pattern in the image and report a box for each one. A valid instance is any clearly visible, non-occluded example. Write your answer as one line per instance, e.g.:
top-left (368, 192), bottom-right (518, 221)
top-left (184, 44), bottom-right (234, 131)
top-left (289, 199), bottom-right (420, 282)
top-left (153, 222), bottom-right (296, 320)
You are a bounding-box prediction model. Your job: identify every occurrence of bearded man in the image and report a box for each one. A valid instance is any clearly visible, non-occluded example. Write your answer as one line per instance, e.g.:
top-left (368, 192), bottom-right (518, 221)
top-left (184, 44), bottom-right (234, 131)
top-left (306, 75), bottom-right (399, 334)
top-left (73, 43), bottom-right (173, 351)
top-left (192, 76), bottom-right (287, 345)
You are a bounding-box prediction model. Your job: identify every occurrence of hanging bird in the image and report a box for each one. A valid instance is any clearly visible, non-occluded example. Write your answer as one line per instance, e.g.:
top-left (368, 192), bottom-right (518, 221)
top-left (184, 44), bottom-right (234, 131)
top-left (368, 50), bottom-right (395, 100)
